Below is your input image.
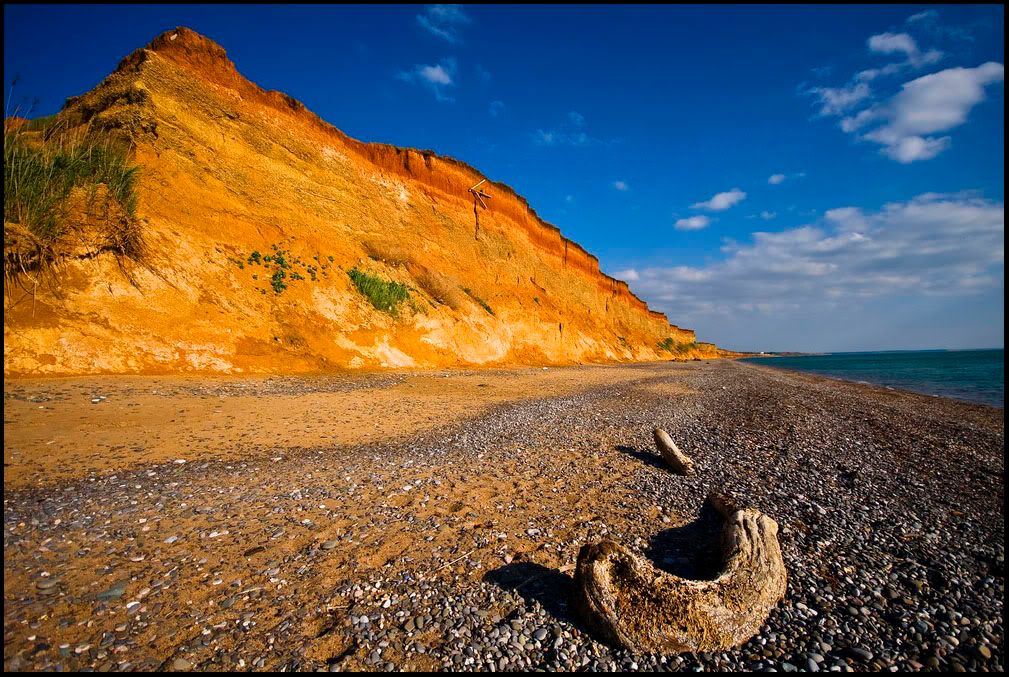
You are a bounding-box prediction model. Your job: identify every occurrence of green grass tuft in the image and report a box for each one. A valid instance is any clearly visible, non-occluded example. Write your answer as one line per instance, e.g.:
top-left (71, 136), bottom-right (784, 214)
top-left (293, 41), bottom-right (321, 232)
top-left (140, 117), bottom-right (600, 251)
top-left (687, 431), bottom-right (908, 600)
top-left (270, 268), bottom-right (287, 294)
top-left (4, 124), bottom-right (143, 286)
top-left (347, 267), bottom-right (410, 316)
top-left (4, 131), bottom-right (139, 240)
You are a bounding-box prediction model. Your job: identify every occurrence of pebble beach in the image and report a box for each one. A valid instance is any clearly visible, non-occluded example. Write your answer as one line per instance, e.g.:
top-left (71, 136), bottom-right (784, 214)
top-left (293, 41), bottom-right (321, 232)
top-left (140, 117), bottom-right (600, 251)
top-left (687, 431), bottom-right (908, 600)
top-left (3, 360), bottom-right (1003, 672)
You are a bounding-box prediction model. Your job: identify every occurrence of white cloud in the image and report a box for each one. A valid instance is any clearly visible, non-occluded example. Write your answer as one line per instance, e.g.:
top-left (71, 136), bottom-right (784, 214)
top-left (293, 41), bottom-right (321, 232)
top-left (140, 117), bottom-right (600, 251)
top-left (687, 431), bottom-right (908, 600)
top-left (907, 10), bottom-right (937, 23)
top-left (867, 32), bottom-right (942, 68)
top-left (614, 180), bottom-right (630, 191)
top-left (768, 174), bottom-right (786, 185)
top-left (614, 268), bottom-right (640, 281)
top-left (856, 62), bottom-right (904, 82)
top-left (691, 189), bottom-right (746, 211)
top-left (879, 135), bottom-right (951, 163)
top-left (417, 5), bottom-right (471, 44)
top-left (399, 58), bottom-right (458, 101)
top-left (868, 32), bottom-right (917, 56)
top-left (675, 215), bottom-right (711, 231)
top-left (809, 82), bottom-right (871, 116)
top-left (418, 64), bottom-right (452, 85)
top-left (810, 27), bottom-right (947, 125)
top-left (623, 192), bottom-right (1004, 342)
top-left (760, 211), bottom-right (777, 220)
top-left (849, 62), bottom-right (1004, 162)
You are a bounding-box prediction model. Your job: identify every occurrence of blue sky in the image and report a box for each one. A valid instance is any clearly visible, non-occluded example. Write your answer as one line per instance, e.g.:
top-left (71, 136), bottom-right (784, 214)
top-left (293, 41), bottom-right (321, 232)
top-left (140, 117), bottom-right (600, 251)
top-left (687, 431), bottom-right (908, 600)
top-left (4, 4), bottom-right (1004, 352)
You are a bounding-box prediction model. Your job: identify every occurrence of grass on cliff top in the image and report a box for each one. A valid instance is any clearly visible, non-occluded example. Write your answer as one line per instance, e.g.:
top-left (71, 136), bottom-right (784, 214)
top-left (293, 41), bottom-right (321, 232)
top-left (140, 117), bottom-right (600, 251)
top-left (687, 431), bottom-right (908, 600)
top-left (4, 123), bottom-right (142, 287)
top-left (347, 267), bottom-right (410, 316)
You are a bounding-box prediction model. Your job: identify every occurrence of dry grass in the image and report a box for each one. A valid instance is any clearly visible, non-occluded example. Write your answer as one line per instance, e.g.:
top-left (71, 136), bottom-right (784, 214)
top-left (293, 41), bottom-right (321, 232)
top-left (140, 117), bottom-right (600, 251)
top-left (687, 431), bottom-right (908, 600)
top-left (409, 263), bottom-right (467, 310)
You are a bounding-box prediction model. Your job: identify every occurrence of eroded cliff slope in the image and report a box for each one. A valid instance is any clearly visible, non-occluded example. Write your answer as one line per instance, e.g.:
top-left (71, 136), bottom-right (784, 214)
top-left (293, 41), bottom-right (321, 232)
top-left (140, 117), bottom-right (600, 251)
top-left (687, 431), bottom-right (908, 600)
top-left (4, 27), bottom-right (722, 376)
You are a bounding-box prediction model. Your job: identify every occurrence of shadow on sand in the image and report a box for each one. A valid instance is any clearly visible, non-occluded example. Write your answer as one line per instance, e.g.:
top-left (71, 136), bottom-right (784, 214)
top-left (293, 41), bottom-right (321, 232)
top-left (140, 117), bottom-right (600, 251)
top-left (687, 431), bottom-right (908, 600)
top-left (614, 444), bottom-right (667, 470)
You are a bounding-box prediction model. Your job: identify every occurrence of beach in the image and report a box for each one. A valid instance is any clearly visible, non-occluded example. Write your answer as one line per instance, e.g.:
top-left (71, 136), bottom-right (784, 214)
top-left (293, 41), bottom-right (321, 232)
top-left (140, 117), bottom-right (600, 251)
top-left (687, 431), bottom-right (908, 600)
top-left (3, 360), bottom-right (1004, 671)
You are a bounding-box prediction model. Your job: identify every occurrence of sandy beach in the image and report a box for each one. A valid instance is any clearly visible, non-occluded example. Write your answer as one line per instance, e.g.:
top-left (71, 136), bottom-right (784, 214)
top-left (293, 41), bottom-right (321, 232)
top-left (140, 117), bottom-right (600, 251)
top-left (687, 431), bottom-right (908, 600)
top-left (3, 360), bottom-right (1004, 671)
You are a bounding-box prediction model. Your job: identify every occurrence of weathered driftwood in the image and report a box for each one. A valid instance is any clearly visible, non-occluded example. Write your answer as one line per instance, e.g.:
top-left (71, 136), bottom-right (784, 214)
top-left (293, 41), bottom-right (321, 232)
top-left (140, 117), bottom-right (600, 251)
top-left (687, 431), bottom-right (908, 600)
top-left (653, 428), bottom-right (695, 475)
top-left (574, 493), bottom-right (787, 654)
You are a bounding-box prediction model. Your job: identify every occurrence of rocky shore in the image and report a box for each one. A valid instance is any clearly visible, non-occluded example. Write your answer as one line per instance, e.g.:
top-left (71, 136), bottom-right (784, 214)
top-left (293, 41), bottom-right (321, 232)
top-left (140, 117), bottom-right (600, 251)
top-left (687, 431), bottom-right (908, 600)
top-left (3, 360), bottom-right (1003, 671)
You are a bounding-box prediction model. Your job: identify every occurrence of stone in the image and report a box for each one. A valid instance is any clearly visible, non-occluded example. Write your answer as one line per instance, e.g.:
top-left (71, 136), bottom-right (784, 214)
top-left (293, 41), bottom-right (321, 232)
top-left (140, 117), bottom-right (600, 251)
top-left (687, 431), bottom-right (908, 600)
top-left (847, 647), bottom-right (873, 662)
top-left (575, 492), bottom-right (786, 654)
top-left (171, 657), bottom-right (193, 671)
top-left (653, 428), bottom-right (695, 475)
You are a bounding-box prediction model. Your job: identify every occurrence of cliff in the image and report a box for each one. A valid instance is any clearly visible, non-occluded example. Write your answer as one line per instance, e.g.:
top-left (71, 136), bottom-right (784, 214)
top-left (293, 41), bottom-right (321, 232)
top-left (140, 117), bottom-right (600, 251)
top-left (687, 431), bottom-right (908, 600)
top-left (3, 27), bottom-right (721, 376)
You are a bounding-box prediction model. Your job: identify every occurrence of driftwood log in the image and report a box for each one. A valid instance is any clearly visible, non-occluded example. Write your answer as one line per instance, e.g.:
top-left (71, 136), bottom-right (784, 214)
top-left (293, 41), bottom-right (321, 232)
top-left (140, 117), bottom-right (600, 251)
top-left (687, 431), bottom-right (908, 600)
top-left (653, 428), bottom-right (695, 475)
top-left (574, 492), bottom-right (787, 654)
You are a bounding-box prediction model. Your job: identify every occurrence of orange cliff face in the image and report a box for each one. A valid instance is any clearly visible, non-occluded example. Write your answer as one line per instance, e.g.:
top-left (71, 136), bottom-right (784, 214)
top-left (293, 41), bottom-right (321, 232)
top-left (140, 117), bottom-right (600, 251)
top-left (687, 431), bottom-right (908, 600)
top-left (3, 27), bottom-right (719, 376)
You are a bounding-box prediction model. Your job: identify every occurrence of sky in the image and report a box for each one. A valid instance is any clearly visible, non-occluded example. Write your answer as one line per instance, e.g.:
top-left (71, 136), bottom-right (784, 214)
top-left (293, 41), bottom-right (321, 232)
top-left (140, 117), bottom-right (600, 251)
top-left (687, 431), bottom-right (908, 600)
top-left (4, 4), bottom-right (1004, 352)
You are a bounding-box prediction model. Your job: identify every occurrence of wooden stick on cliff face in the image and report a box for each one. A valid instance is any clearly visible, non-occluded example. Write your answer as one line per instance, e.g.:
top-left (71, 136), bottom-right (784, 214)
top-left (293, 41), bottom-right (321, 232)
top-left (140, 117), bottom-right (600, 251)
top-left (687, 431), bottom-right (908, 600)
top-left (469, 179), bottom-right (491, 239)
top-left (653, 428), bottom-right (695, 475)
top-left (574, 492), bottom-right (788, 654)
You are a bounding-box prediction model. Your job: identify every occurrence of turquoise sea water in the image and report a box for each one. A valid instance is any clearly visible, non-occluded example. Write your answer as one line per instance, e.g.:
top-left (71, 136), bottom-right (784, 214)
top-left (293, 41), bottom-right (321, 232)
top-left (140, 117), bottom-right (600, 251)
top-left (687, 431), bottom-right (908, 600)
top-left (741, 349), bottom-right (1004, 407)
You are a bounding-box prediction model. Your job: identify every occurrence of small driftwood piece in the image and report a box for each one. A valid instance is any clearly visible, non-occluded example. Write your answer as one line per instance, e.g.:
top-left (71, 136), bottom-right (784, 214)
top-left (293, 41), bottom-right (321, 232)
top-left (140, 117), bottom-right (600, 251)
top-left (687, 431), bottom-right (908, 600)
top-left (574, 492), bottom-right (787, 654)
top-left (653, 428), bottom-right (695, 475)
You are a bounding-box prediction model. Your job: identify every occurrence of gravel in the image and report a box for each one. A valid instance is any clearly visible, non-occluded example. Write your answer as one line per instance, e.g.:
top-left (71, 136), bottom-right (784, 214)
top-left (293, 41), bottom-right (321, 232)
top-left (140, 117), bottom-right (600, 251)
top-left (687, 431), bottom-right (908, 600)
top-left (3, 360), bottom-right (1003, 672)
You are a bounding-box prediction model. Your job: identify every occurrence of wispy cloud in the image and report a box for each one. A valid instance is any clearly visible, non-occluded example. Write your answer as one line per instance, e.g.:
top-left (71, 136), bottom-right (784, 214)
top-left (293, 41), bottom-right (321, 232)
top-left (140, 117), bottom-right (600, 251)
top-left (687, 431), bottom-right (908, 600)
top-left (534, 129), bottom-right (591, 147)
top-left (907, 10), bottom-right (937, 24)
top-left (614, 180), bottom-right (630, 191)
top-left (806, 18), bottom-right (1000, 163)
top-left (398, 58), bottom-right (458, 102)
top-left (533, 112), bottom-right (610, 147)
top-left (489, 100), bottom-right (505, 116)
top-left (760, 211), bottom-right (777, 220)
top-left (867, 32), bottom-right (942, 68)
top-left (675, 215), bottom-right (711, 230)
top-left (808, 31), bottom-right (942, 114)
top-left (768, 174), bottom-right (786, 185)
top-left (809, 82), bottom-right (871, 116)
top-left (843, 62), bottom-right (1004, 162)
top-left (624, 192), bottom-right (1004, 334)
top-left (691, 189), bottom-right (746, 211)
top-left (614, 268), bottom-right (640, 281)
top-left (417, 4), bottom-right (471, 44)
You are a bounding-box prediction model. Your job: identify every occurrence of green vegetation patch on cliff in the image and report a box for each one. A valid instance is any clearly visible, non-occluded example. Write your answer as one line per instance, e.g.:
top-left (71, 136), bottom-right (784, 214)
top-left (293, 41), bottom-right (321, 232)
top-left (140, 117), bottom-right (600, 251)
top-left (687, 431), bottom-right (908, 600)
top-left (658, 337), bottom-right (699, 355)
top-left (347, 267), bottom-right (410, 316)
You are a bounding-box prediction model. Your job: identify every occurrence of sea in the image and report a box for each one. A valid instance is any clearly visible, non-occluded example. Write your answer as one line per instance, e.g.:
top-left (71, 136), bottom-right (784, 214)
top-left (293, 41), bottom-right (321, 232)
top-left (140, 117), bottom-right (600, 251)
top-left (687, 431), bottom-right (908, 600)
top-left (741, 349), bottom-right (1004, 408)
